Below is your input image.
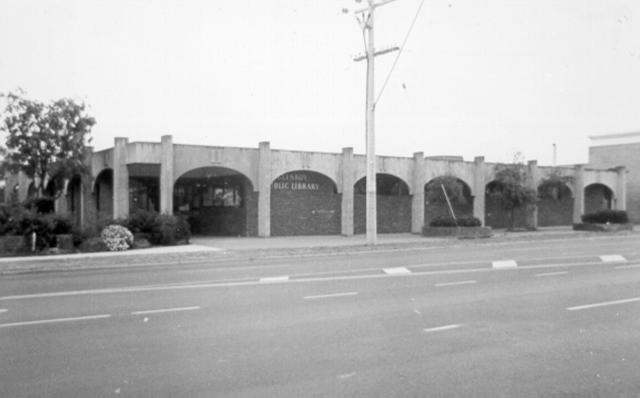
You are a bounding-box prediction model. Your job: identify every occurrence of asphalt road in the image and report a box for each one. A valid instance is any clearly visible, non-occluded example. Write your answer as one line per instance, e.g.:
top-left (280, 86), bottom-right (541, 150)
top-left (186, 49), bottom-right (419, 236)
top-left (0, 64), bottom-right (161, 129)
top-left (1, 234), bottom-right (640, 397)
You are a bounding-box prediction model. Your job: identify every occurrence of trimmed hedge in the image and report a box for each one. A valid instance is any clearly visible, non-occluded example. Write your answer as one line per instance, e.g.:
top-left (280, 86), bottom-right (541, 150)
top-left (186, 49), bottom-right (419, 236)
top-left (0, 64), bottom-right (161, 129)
top-left (123, 210), bottom-right (191, 246)
top-left (429, 216), bottom-right (482, 227)
top-left (581, 210), bottom-right (629, 224)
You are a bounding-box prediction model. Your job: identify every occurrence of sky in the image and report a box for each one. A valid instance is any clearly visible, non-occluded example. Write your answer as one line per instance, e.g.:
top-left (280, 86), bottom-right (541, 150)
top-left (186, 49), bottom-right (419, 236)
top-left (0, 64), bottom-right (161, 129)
top-left (1, 0), bottom-right (639, 165)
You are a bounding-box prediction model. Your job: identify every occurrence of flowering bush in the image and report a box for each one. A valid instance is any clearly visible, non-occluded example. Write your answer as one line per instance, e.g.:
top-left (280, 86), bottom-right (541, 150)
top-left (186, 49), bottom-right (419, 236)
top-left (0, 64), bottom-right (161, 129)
top-left (100, 225), bottom-right (134, 251)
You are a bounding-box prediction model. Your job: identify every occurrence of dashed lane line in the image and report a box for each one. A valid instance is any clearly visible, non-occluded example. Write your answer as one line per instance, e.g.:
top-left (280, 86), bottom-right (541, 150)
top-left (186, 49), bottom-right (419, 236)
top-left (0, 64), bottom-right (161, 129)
top-left (492, 260), bottom-right (517, 270)
top-left (304, 292), bottom-right (358, 300)
top-left (3, 258), bottom-right (639, 302)
top-left (434, 280), bottom-right (477, 287)
top-left (424, 324), bottom-right (463, 333)
top-left (535, 271), bottom-right (569, 277)
top-left (131, 306), bottom-right (201, 315)
top-left (259, 276), bottom-right (290, 283)
top-left (615, 264), bottom-right (640, 270)
top-left (567, 296), bottom-right (640, 311)
top-left (600, 254), bottom-right (627, 263)
top-left (0, 314), bottom-right (112, 328)
top-left (0, 309), bottom-right (7, 314)
top-left (383, 267), bottom-right (412, 275)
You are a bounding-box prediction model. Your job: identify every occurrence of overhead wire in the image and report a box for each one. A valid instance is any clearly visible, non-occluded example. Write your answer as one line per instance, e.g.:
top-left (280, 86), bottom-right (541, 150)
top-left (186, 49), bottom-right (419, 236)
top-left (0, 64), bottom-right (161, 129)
top-left (375, 0), bottom-right (427, 106)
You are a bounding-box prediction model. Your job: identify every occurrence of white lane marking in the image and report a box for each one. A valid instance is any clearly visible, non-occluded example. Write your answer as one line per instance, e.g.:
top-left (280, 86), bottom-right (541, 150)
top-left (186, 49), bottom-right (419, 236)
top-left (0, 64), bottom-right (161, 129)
top-left (131, 306), bottom-right (201, 315)
top-left (615, 264), bottom-right (640, 270)
top-left (600, 254), bottom-right (627, 263)
top-left (535, 271), bottom-right (569, 277)
top-left (304, 292), bottom-right (358, 300)
top-left (0, 314), bottom-right (111, 328)
top-left (259, 276), bottom-right (290, 283)
top-left (567, 297), bottom-right (640, 311)
top-left (492, 260), bottom-right (517, 269)
top-left (434, 280), bottom-right (477, 287)
top-left (383, 267), bottom-right (411, 275)
top-left (0, 309), bottom-right (7, 314)
top-left (5, 259), bottom-right (640, 301)
top-left (424, 324), bottom-right (463, 333)
top-left (338, 372), bottom-right (357, 379)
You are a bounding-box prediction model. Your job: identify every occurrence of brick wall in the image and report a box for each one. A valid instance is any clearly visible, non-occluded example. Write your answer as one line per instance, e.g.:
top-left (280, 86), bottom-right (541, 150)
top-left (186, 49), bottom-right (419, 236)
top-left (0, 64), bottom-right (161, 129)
top-left (354, 194), bottom-right (412, 234)
top-left (270, 190), bottom-right (341, 236)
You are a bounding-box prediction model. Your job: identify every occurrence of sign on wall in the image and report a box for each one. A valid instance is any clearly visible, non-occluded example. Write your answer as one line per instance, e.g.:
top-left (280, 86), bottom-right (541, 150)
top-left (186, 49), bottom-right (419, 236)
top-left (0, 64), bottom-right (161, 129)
top-left (272, 172), bottom-right (322, 191)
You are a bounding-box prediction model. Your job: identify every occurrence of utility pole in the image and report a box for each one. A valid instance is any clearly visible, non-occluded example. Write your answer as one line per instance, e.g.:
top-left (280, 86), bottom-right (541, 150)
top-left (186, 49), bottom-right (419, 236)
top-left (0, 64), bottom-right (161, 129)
top-left (354, 0), bottom-right (399, 245)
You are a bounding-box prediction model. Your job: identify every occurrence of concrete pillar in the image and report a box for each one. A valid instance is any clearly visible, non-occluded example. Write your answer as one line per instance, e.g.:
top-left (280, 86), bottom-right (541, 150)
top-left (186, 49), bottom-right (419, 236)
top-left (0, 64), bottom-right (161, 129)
top-left (160, 135), bottom-right (174, 214)
top-left (257, 141), bottom-right (271, 237)
top-left (615, 166), bottom-right (627, 211)
top-left (113, 137), bottom-right (129, 219)
top-left (572, 165), bottom-right (585, 223)
top-left (473, 156), bottom-right (486, 226)
top-left (411, 152), bottom-right (425, 234)
top-left (526, 160), bottom-right (539, 229)
top-left (341, 147), bottom-right (354, 236)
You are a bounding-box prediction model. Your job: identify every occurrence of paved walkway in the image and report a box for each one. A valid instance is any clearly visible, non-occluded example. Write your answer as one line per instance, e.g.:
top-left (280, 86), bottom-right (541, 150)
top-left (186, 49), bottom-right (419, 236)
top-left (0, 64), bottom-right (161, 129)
top-left (1, 226), bottom-right (638, 265)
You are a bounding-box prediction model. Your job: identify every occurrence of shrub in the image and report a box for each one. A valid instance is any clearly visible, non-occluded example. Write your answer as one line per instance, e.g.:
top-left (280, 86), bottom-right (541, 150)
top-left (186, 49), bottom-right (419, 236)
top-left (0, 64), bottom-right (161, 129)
top-left (101, 225), bottom-right (134, 251)
top-left (429, 216), bottom-right (481, 227)
top-left (581, 210), bottom-right (629, 224)
top-left (126, 209), bottom-right (159, 234)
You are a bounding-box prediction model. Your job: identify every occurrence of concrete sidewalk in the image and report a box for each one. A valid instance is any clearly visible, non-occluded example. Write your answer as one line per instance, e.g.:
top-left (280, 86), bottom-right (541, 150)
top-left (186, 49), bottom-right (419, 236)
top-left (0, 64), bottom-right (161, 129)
top-left (1, 226), bottom-right (638, 265)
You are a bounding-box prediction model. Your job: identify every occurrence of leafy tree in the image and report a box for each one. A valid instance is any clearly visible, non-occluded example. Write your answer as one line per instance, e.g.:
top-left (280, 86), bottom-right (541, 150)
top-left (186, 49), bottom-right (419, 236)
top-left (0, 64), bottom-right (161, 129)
top-left (425, 175), bottom-right (468, 207)
top-left (0, 90), bottom-right (95, 199)
top-left (487, 163), bottom-right (537, 229)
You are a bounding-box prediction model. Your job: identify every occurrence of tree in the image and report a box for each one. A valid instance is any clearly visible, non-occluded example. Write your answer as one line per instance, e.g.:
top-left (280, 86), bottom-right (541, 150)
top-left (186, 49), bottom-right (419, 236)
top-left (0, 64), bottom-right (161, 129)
top-left (487, 163), bottom-right (537, 230)
top-left (425, 175), bottom-right (468, 207)
top-left (0, 91), bottom-right (95, 200)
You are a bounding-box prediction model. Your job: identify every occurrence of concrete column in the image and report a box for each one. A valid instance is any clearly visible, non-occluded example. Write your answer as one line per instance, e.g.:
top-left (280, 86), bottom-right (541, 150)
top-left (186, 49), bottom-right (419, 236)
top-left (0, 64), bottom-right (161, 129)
top-left (615, 166), bottom-right (627, 211)
top-left (341, 147), bottom-right (354, 236)
top-left (257, 141), bottom-right (272, 237)
top-left (572, 165), bottom-right (585, 223)
top-left (411, 152), bottom-right (425, 234)
top-left (113, 137), bottom-right (130, 219)
top-left (526, 160), bottom-right (539, 229)
top-left (473, 156), bottom-right (486, 226)
top-left (160, 135), bottom-right (174, 214)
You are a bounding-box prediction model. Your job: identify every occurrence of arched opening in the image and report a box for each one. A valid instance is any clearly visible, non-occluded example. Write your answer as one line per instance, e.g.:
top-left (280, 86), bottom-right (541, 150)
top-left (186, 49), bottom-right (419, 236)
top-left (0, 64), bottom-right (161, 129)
top-left (424, 176), bottom-right (473, 226)
top-left (584, 183), bottom-right (613, 214)
top-left (67, 175), bottom-right (83, 226)
top-left (173, 167), bottom-right (256, 236)
top-left (485, 180), bottom-right (527, 229)
top-left (354, 173), bottom-right (411, 234)
top-left (128, 164), bottom-right (160, 213)
top-left (94, 169), bottom-right (113, 222)
top-left (270, 170), bottom-right (341, 236)
top-left (537, 180), bottom-right (573, 226)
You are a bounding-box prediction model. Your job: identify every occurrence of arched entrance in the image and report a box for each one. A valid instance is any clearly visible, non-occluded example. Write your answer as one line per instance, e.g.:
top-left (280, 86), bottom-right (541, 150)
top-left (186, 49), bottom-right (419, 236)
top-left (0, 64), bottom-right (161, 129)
top-left (354, 173), bottom-right (411, 234)
top-left (94, 169), bottom-right (113, 222)
top-left (271, 170), bottom-right (341, 236)
top-left (584, 183), bottom-right (613, 214)
top-left (538, 180), bottom-right (573, 226)
top-left (424, 176), bottom-right (473, 225)
top-left (173, 167), bottom-right (256, 236)
top-left (485, 180), bottom-right (527, 229)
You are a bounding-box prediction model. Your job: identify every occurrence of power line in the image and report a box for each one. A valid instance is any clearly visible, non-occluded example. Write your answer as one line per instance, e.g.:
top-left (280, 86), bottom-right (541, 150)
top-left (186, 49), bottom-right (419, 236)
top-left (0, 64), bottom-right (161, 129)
top-left (375, 0), bottom-right (426, 106)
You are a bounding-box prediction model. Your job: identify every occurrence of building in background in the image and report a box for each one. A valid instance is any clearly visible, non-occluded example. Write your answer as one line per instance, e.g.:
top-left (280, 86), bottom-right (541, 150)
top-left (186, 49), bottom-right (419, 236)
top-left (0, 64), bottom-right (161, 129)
top-left (0, 135), bottom-right (628, 236)
top-left (589, 132), bottom-right (640, 223)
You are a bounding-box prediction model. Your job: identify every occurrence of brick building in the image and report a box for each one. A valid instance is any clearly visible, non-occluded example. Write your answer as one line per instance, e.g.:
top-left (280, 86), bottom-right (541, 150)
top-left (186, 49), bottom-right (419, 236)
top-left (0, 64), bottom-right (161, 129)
top-left (589, 132), bottom-right (640, 223)
top-left (1, 135), bottom-right (628, 236)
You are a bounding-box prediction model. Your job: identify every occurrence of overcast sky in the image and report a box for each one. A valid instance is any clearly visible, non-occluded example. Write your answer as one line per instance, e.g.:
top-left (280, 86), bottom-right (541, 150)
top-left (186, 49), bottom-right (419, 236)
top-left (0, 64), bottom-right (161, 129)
top-left (1, 0), bottom-right (639, 165)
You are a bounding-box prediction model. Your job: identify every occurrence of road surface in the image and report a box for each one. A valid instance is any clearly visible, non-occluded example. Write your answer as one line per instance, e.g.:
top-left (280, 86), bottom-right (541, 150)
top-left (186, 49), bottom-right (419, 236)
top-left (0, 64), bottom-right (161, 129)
top-left (1, 234), bottom-right (639, 397)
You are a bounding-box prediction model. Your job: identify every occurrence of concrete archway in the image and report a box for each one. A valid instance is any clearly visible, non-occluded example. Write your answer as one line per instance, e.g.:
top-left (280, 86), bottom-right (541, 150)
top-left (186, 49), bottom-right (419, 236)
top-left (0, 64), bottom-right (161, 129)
top-left (354, 173), bottom-right (411, 234)
top-left (584, 183), bottom-right (613, 214)
top-left (270, 170), bottom-right (341, 236)
top-left (173, 166), bottom-right (256, 236)
top-left (424, 176), bottom-right (473, 226)
top-left (537, 180), bottom-right (573, 226)
top-left (94, 169), bottom-right (113, 222)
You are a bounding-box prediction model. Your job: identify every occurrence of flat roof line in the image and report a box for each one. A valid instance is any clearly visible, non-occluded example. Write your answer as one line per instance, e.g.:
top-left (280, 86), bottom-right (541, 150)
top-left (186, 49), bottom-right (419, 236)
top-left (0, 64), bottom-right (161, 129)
top-left (589, 131), bottom-right (640, 140)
